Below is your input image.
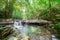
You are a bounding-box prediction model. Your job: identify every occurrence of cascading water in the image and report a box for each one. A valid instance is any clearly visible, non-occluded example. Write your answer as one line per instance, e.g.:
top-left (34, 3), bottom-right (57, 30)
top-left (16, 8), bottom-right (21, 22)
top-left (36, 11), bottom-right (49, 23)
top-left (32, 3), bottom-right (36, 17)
top-left (13, 20), bottom-right (28, 40)
top-left (13, 21), bottom-right (22, 29)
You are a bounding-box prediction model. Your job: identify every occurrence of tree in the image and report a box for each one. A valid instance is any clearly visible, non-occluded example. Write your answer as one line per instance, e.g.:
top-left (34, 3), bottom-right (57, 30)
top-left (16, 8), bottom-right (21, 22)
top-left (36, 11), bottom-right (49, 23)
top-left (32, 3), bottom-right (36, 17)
top-left (5, 0), bottom-right (15, 19)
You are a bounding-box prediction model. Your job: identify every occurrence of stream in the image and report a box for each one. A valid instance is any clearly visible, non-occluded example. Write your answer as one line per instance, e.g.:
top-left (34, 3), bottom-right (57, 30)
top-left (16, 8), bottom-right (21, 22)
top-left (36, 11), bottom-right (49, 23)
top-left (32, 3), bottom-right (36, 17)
top-left (4, 20), bottom-right (60, 40)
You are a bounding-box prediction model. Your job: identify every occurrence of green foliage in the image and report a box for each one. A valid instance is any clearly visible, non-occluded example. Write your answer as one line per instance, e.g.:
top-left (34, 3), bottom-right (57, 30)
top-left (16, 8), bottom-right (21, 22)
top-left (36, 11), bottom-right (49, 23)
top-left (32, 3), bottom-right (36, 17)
top-left (56, 14), bottom-right (60, 20)
top-left (53, 29), bottom-right (60, 34)
top-left (53, 23), bottom-right (60, 28)
top-left (4, 37), bottom-right (9, 40)
top-left (0, 0), bottom-right (5, 18)
top-left (11, 0), bottom-right (50, 19)
top-left (0, 0), bottom-right (60, 20)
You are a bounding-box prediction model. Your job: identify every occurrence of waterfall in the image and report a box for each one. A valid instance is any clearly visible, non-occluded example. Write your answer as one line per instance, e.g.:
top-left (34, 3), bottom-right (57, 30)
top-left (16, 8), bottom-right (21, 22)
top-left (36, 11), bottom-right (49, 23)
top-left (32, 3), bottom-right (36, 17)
top-left (13, 20), bottom-right (23, 29)
top-left (13, 20), bottom-right (27, 39)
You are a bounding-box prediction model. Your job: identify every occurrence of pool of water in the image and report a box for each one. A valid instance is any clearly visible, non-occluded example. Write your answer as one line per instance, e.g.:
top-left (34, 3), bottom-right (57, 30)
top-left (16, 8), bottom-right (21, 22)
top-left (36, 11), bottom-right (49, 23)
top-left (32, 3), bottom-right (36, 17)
top-left (52, 35), bottom-right (60, 40)
top-left (3, 21), bottom-right (60, 40)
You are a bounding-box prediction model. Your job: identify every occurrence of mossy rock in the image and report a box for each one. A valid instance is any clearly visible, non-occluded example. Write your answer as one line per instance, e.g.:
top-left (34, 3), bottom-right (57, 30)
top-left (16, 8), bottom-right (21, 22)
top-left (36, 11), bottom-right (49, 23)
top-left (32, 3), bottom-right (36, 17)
top-left (0, 27), bottom-right (14, 40)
